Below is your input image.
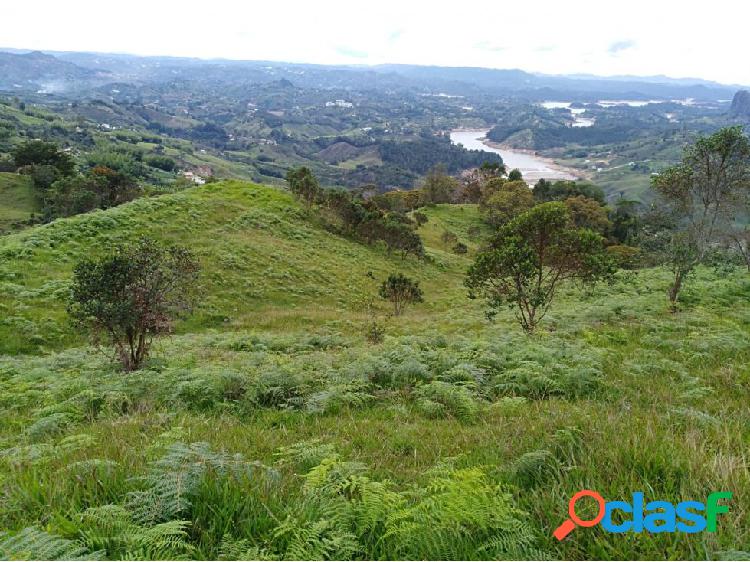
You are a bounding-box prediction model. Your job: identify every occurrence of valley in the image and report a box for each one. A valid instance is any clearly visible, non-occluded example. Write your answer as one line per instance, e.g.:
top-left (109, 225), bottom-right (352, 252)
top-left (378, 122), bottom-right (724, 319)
top-left (0, 46), bottom-right (749, 562)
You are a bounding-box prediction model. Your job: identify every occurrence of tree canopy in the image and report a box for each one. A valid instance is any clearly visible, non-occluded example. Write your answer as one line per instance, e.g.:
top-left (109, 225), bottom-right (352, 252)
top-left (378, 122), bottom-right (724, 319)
top-left (68, 238), bottom-right (200, 370)
top-left (466, 202), bottom-right (616, 332)
top-left (651, 126), bottom-right (750, 306)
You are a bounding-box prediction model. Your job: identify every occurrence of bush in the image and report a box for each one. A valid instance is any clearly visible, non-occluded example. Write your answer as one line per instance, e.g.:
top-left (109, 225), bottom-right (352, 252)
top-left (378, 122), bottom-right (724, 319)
top-left (607, 244), bottom-right (640, 268)
top-left (364, 320), bottom-right (386, 344)
top-left (379, 273), bottom-right (424, 316)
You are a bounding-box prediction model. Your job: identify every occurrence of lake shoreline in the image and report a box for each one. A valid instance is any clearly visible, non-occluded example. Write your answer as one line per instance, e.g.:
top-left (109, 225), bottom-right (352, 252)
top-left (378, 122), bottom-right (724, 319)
top-left (480, 137), bottom-right (587, 182)
top-left (450, 129), bottom-right (585, 183)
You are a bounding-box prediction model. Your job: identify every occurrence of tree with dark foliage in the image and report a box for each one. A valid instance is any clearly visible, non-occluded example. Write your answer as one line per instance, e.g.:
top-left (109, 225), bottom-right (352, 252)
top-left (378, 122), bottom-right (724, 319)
top-left (286, 166), bottom-right (321, 210)
top-left (68, 238), bottom-right (200, 370)
top-left (12, 140), bottom-right (75, 176)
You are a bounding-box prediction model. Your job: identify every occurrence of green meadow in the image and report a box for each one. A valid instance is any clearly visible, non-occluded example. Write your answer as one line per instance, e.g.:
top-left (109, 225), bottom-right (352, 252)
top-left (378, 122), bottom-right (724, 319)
top-left (0, 181), bottom-right (748, 560)
top-left (0, 172), bottom-right (37, 233)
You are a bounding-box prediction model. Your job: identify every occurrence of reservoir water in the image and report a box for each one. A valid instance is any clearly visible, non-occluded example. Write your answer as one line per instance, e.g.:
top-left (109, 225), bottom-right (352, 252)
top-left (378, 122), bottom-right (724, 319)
top-left (450, 130), bottom-right (579, 184)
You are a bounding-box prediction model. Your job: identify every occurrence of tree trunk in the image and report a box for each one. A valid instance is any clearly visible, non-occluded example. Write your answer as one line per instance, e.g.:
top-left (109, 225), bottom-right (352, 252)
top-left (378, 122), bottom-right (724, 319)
top-left (668, 269), bottom-right (684, 312)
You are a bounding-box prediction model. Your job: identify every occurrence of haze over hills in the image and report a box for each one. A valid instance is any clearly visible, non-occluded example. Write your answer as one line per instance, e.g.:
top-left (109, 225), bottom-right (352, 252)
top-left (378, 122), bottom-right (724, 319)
top-left (0, 49), bottom-right (741, 100)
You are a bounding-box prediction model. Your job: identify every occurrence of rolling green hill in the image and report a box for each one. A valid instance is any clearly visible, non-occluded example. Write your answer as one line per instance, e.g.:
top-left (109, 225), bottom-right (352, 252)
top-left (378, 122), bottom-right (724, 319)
top-left (0, 180), bottom-right (483, 354)
top-left (0, 180), bottom-right (748, 560)
top-left (0, 172), bottom-right (38, 232)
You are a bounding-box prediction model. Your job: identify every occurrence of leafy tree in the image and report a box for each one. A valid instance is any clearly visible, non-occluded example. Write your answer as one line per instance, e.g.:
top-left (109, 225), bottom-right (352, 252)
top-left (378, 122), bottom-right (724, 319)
top-left (609, 199), bottom-right (642, 243)
top-left (380, 220), bottom-right (425, 258)
top-left (533, 179), bottom-right (605, 204)
top-left (379, 273), bottom-right (424, 316)
top-left (651, 126), bottom-right (750, 307)
top-left (480, 161), bottom-right (506, 177)
top-left (482, 180), bottom-right (535, 227)
top-left (606, 244), bottom-right (640, 269)
top-left (145, 155), bottom-right (177, 172)
top-left (286, 166), bottom-right (321, 209)
top-left (466, 202), bottom-right (616, 333)
top-left (26, 164), bottom-right (60, 190)
top-left (68, 238), bottom-right (200, 370)
top-left (421, 164), bottom-right (458, 204)
top-left (460, 162), bottom-right (506, 203)
top-left (507, 169), bottom-right (523, 182)
top-left (564, 195), bottom-right (611, 234)
top-left (12, 140), bottom-right (75, 176)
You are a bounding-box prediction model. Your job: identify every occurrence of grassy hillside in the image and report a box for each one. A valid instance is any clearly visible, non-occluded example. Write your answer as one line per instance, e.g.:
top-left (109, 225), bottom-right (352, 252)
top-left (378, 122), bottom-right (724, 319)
top-left (0, 172), bottom-right (37, 232)
top-left (0, 181), bottom-right (748, 560)
top-left (0, 181), bottom-right (480, 354)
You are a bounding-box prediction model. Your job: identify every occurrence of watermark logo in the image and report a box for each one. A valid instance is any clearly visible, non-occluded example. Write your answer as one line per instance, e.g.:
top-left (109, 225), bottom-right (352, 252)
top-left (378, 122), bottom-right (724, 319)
top-left (554, 490), bottom-right (732, 540)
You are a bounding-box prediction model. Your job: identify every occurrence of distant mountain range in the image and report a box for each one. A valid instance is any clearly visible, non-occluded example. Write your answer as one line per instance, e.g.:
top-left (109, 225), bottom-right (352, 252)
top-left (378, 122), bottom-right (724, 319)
top-left (0, 48), bottom-right (743, 101)
top-left (0, 50), bottom-right (111, 92)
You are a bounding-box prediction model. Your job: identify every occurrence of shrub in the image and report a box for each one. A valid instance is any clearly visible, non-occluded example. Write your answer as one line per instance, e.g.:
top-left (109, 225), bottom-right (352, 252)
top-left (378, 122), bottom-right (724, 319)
top-left (364, 320), bottom-right (386, 344)
top-left (441, 230), bottom-right (458, 247)
top-left (452, 241), bottom-right (468, 254)
top-left (607, 244), bottom-right (640, 268)
top-left (379, 273), bottom-right (424, 316)
top-left (286, 166), bottom-right (320, 210)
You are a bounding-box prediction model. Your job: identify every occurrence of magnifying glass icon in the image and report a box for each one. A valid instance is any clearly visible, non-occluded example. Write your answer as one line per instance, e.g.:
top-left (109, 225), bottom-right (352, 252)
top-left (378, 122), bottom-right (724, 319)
top-left (553, 490), bottom-right (606, 540)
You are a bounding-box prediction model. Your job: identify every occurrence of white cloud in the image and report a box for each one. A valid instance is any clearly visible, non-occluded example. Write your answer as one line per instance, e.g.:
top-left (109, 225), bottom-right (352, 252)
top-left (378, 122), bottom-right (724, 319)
top-left (3, 0), bottom-right (749, 84)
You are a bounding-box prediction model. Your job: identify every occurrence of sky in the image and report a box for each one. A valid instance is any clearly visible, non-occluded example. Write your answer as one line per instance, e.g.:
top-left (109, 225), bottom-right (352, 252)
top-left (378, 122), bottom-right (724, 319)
top-left (3, 0), bottom-right (749, 85)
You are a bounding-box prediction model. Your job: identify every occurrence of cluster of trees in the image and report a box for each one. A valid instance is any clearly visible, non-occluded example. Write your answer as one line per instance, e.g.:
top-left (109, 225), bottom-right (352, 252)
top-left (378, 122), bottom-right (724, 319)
top-left (379, 135), bottom-right (502, 175)
top-left (467, 171), bottom-right (641, 268)
top-left (12, 140), bottom-right (75, 190)
top-left (287, 167), bottom-right (425, 258)
top-left (466, 126), bottom-right (750, 330)
top-left (11, 140), bottom-right (142, 221)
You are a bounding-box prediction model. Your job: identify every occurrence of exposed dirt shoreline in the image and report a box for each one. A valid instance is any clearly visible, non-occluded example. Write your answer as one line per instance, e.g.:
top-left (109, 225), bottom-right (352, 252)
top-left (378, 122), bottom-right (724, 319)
top-left (481, 137), bottom-right (588, 181)
top-left (452, 128), bottom-right (586, 182)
